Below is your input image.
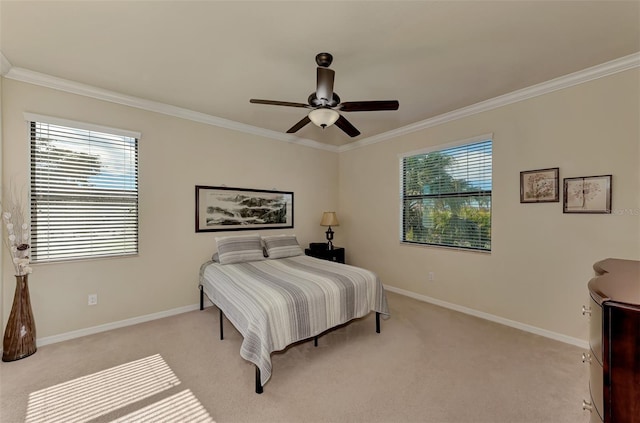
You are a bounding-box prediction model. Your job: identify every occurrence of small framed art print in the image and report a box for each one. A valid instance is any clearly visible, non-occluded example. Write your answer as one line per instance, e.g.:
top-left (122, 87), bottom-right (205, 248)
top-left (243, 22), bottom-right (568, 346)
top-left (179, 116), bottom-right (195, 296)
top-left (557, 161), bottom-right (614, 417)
top-left (520, 167), bottom-right (559, 203)
top-left (563, 175), bottom-right (612, 214)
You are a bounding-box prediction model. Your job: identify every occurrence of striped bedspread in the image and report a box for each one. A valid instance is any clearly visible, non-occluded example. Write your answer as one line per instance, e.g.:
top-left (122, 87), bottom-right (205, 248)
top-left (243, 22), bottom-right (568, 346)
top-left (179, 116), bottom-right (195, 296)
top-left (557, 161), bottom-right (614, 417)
top-left (199, 255), bottom-right (390, 386)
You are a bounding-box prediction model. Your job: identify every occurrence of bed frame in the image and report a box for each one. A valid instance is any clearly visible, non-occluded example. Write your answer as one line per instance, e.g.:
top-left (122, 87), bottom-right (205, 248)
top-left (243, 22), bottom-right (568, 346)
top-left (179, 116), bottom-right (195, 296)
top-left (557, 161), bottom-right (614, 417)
top-left (199, 285), bottom-right (381, 394)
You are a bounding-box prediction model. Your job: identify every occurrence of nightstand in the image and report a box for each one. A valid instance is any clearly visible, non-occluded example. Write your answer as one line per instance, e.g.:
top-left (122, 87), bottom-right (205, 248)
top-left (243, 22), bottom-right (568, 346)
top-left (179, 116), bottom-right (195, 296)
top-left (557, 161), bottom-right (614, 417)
top-left (305, 247), bottom-right (345, 264)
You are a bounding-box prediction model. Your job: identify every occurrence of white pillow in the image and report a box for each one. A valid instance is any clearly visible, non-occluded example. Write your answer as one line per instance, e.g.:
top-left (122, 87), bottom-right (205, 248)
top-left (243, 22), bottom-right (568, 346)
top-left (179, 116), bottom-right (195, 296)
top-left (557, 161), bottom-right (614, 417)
top-left (215, 234), bottom-right (265, 264)
top-left (262, 235), bottom-right (303, 259)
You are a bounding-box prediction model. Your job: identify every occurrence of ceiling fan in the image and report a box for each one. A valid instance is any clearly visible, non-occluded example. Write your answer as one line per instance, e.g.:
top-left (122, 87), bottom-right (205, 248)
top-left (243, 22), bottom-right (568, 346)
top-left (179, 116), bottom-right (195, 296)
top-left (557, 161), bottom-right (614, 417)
top-left (250, 52), bottom-right (399, 137)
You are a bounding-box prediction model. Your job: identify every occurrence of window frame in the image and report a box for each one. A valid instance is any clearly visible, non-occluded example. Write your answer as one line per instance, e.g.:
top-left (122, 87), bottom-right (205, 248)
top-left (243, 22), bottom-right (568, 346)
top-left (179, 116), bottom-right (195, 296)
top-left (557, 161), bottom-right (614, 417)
top-left (26, 113), bottom-right (140, 263)
top-left (399, 134), bottom-right (493, 253)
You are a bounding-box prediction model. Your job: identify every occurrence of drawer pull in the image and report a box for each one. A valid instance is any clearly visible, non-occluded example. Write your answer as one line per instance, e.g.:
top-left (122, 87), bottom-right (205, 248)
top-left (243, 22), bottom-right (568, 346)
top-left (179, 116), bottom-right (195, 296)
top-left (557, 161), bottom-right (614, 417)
top-left (582, 399), bottom-right (593, 412)
top-left (582, 305), bottom-right (592, 316)
top-left (582, 352), bottom-right (592, 363)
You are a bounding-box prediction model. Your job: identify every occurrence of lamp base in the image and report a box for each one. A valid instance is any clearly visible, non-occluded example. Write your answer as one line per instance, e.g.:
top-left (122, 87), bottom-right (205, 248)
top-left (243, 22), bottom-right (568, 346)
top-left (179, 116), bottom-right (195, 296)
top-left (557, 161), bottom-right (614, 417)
top-left (325, 227), bottom-right (334, 250)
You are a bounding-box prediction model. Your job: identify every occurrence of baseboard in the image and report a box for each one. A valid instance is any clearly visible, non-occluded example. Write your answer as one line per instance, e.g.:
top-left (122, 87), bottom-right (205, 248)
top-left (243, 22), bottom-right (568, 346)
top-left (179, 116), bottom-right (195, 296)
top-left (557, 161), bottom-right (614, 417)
top-left (31, 289), bottom-right (587, 350)
top-left (384, 285), bottom-right (589, 349)
top-left (36, 304), bottom-right (201, 347)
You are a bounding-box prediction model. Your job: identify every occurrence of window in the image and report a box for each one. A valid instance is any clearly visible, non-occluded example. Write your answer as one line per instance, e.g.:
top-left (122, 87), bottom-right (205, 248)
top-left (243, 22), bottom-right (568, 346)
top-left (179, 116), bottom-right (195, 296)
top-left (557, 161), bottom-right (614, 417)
top-left (400, 136), bottom-right (492, 251)
top-left (29, 115), bottom-right (139, 262)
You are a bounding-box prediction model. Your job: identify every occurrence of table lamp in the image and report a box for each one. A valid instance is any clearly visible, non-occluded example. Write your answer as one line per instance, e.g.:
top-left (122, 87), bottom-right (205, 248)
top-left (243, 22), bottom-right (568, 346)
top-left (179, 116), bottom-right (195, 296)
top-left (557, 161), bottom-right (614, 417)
top-left (320, 212), bottom-right (339, 250)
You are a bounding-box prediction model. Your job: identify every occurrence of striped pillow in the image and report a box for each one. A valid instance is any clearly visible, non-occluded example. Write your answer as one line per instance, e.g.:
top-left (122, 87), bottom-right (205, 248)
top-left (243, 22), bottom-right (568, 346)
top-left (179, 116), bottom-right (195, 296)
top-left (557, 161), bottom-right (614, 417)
top-left (263, 235), bottom-right (303, 259)
top-left (215, 234), bottom-right (265, 264)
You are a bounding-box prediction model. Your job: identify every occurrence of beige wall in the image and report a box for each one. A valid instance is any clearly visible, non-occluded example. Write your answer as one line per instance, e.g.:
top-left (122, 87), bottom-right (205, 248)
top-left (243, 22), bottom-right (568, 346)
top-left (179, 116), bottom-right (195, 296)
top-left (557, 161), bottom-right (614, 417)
top-left (1, 79), bottom-right (339, 339)
top-left (2, 68), bottom-right (639, 344)
top-left (339, 69), bottom-right (640, 341)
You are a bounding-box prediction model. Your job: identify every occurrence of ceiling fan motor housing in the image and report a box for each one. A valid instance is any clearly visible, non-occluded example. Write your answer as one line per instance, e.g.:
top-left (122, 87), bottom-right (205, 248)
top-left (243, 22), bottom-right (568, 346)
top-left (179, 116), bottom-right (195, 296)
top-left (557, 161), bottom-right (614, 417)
top-left (308, 92), bottom-right (340, 108)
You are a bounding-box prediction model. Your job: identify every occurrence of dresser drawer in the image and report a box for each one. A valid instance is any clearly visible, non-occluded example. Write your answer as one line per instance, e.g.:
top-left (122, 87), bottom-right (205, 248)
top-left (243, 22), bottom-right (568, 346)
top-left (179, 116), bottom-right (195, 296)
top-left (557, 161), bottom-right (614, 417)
top-left (589, 358), bottom-right (604, 421)
top-left (589, 295), bottom-right (603, 365)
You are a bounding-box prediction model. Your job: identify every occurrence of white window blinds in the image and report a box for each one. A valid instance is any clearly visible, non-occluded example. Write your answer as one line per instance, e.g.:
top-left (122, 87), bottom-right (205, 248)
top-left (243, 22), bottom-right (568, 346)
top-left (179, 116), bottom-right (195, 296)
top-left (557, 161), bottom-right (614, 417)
top-left (400, 139), bottom-right (492, 251)
top-left (30, 119), bottom-right (139, 262)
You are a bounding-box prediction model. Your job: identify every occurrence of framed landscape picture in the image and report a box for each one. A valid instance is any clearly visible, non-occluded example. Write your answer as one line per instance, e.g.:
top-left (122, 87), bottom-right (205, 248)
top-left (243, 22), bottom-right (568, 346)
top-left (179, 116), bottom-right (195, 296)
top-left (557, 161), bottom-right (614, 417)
top-left (520, 167), bottom-right (559, 203)
top-left (563, 175), bottom-right (612, 214)
top-left (195, 186), bottom-right (294, 232)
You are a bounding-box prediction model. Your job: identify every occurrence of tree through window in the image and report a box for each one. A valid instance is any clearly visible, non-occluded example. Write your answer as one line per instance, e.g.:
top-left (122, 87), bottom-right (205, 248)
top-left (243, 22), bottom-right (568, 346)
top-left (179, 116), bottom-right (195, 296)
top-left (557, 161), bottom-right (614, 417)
top-left (400, 138), bottom-right (492, 251)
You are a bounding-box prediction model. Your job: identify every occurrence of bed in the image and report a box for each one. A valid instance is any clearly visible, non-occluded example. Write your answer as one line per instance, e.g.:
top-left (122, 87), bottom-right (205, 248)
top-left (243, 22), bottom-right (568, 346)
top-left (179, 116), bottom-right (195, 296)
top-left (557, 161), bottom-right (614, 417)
top-left (198, 234), bottom-right (389, 393)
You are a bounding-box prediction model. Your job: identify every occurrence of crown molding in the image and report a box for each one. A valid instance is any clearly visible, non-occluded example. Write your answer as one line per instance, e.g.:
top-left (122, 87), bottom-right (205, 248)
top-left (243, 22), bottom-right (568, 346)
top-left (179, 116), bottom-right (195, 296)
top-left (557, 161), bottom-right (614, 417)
top-left (0, 51), bottom-right (11, 76)
top-left (340, 52), bottom-right (640, 152)
top-left (2, 64), bottom-right (339, 153)
top-left (2, 50), bottom-right (637, 154)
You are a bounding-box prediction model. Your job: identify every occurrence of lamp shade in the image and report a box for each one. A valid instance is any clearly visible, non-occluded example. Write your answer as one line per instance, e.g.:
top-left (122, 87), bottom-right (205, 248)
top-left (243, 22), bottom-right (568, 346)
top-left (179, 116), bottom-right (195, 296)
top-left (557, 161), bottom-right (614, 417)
top-left (320, 212), bottom-right (339, 227)
top-left (309, 108), bottom-right (340, 128)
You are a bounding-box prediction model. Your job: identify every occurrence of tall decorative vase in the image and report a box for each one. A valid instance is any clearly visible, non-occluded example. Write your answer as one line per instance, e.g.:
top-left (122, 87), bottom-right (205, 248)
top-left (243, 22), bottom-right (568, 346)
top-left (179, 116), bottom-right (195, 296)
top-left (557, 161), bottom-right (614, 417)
top-left (2, 274), bottom-right (37, 362)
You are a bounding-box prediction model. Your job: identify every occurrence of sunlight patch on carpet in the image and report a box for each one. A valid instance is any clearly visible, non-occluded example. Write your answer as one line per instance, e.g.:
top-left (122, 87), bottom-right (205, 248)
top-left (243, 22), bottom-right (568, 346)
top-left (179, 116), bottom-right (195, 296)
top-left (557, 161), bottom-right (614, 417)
top-left (25, 354), bottom-right (180, 423)
top-left (110, 389), bottom-right (215, 422)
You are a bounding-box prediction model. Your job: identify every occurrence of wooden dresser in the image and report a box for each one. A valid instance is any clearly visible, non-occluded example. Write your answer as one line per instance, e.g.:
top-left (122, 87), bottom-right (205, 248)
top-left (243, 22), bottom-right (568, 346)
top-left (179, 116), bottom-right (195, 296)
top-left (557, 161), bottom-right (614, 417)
top-left (584, 258), bottom-right (640, 423)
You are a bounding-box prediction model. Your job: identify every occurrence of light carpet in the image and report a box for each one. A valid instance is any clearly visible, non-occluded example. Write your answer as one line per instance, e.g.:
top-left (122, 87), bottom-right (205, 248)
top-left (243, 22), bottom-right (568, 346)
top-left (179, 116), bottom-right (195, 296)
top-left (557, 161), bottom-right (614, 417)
top-left (0, 292), bottom-right (590, 422)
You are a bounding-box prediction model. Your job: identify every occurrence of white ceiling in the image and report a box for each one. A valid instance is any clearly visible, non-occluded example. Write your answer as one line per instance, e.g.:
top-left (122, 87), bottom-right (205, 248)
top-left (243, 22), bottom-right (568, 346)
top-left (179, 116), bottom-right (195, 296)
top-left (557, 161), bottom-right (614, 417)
top-left (1, 1), bottom-right (639, 148)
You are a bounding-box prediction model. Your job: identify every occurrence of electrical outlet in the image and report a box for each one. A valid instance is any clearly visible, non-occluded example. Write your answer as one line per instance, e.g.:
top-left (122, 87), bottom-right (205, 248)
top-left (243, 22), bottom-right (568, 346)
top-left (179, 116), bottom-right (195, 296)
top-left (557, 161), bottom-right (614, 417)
top-left (428, 272), bottom-right (435, 281)
top-left (88, 294), bottom-right (98, 306)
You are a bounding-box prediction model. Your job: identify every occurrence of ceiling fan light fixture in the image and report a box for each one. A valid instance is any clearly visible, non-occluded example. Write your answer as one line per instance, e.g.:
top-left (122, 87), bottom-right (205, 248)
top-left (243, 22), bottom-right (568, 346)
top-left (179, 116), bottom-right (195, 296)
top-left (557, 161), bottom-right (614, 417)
top-left (309, 108), bottom-right (339, 129)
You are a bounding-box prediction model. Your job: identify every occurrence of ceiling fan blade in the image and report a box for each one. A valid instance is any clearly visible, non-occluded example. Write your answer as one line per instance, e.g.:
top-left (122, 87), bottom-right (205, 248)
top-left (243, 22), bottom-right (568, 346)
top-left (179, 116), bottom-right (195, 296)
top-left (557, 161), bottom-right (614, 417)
top-left (316, 67), bottom-right (335, 104)
top-left (339, 100), bottom-right (399, 112)
top-left (334, 115), bottom-right (361, 138)
top-left (250, 99), bottom-right (310, 108)
top-left (286, 115), bottom-right (311, 133)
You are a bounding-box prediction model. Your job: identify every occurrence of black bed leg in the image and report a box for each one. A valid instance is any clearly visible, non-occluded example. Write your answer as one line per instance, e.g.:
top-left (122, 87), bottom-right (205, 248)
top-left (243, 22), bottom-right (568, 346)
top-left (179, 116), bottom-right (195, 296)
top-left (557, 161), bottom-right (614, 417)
top-left (199, 285), bottom-right (204, 311)
top-left (314, 336), bottom-right (318, 347)
top-left (255, 366), bottom-right (263, 394)
top-left (376, 312), bottom-right (380, 333)
top-left (219, 308), bottom-right (224, 340)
